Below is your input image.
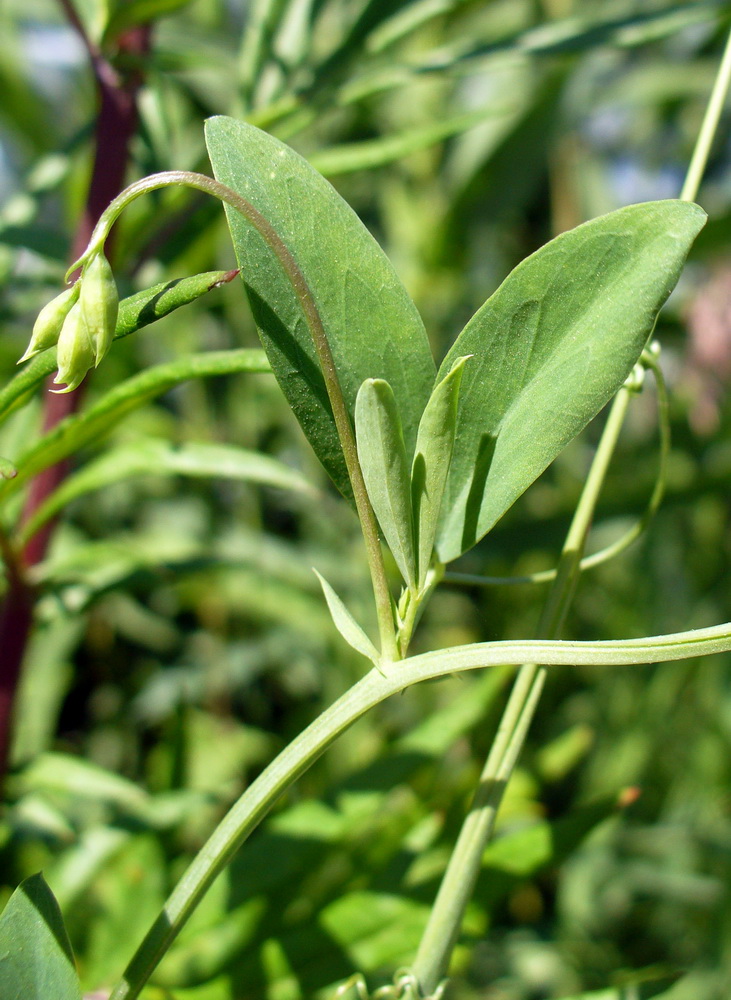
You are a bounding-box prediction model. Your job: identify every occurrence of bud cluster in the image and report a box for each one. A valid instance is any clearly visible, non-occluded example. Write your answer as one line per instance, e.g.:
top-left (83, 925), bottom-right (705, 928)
top-left (19, 251), bottom-right (119, 393)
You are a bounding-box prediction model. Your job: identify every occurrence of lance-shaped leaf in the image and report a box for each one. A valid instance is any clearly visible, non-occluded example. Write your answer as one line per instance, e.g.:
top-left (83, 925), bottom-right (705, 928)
top-left (205, 116), bottom-right (436, 500)
top-left (0, 873), bottom-right (81, 1000)
top-left (435, 200), bottom-right (706, 563)
top-left (19, 438), bottom-right (316, 544)
top-left (314, 569), bottom-right (381, 668)
top-left (355, 378), bottom-right (416, 588)
top-left (0, 349), bottom-right (270, 505)
top-left (412, 355), bottom-right (469, 589)
top-left (3, 271), bottom-right (242, 423)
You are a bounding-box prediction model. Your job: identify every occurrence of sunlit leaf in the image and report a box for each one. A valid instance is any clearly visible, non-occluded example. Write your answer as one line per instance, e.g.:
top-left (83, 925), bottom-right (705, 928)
top-left (412, 355), bottom-right (468, 588)
top-left (15, 753), bottom-right (152, 817)
top-left (0, 873), bottom-right (81, 1000)
top-left (355, 378), bottom-right (416, 588)
top-left (314, 569), bottom-right (380, 666)
top-left (436, 200), bottom-right (706, 562)
top-left (205, 116), bottom-right (436, 500)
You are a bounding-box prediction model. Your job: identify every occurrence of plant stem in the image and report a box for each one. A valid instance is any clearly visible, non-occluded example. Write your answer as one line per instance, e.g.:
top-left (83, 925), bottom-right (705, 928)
top-left (411, 26), bottom-right (731, 989)
top-left (411, 384), bottom-right (633, 995)
top-left (106, 23), bottom-right (731, 1000)
top-left (398, 566), bottom-right (443, 658)
top-left (0, 9), bottom-right (150, 791)
top-left (76, 171), bottom-right (398, 660)
top-left (108, 607), bottom-right (731, 1000)
top-left (680, 26), bottom-right (731, 204)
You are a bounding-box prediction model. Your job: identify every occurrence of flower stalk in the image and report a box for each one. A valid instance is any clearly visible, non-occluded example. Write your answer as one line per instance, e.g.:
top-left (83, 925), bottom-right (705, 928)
top-left (20, 170), bottom-right (399, 661)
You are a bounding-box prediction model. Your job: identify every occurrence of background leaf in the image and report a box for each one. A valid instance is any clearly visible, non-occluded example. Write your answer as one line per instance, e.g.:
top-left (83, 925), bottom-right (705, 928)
top-left (205, 115), bottom-right (436, 500)
top-left (3, 5), bottom-right (731, 999)
top-left (436, 200), bottom-right (706, 562)
top-left (19, 438), bottom-right (315, 543)
top-left (0, 350), bottom-right (271, 504)
top-left (308, 104), bottom-right (517, 177)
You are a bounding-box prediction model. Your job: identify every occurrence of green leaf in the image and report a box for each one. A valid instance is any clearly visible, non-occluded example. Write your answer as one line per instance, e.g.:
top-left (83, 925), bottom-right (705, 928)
top-left (75, 834), bottom-right (167, 994)
top-left (314, 569), bottom-right (380, 666)
top-left (2, 271), bottom-right (243, 424)
top-left (414, 3), bottom-right (726, 74)
top-left (397, 668), bottom-right (510, 757)
top-left (0, 456), bottom-right (16, 479)
top-left (555, 982), bottom-right (681, 1000)
top-left (480, 794), bottom-right (620, 884)
top-left (0, 349), bottom-right (271, 507)
top-left (355, 378), bottom-right (416, 588)
top-left (114, 271), bottom-right (241, 341)
top-left (15, 753), bottom-right (152, 818)
top-left (319, 890), bottom-right (431, 972)
top-left (554, 991), bottom-right (621, 999)
top-left (436, 200), bottom-right (706, 562)
top-left (11, 617), bottom-right (83, 765)
top-left (104, 0), bottom-right (195, 40)
top-left (20, 438), bottom-right (316, 543)
top-left (0, 28), bottom-right (57, 154)
top-left (412, 355), bottom-right (468, 588)
top-left (308, 104), bottom-right (515, 177)
top-left (0, 873), bottom-right (81, 1000)
top-left (205, 116), bottom-right (436, 500)
top-left (308, 0), bottom-right (425, 91)
top-left (239, 0), bottom-right (293, 105)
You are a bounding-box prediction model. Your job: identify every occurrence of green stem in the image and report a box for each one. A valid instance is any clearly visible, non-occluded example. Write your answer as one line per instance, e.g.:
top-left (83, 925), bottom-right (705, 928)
top-left (411, 385), bottom-right (633, 995)
top-left (411, 28), bottom-right (731, 989)
top-left (397, 564), bottom-right (444, 657)
top-left (680, 26), bottom-right (731, 204)
top-left (538, 385), bottom-right (633, 635)
top-left (76, 171), bottom-right (398, 661)
top-left (109, 613), bottom-right (731, 1000)
top-left (107, 25), bottom-right (731, 996)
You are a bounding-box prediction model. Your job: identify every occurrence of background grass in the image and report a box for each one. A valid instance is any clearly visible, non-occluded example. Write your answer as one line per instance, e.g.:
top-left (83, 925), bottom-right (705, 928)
top-left (2, 2), bottom-right (731, 998)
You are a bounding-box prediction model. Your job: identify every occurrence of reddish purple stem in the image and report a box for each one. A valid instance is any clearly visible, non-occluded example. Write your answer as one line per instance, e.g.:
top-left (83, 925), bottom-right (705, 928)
top-left (0, 15), bottom-right (152, 789)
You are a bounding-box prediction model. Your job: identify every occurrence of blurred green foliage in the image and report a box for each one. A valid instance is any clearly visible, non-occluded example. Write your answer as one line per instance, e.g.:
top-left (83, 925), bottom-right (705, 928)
top-left (3, 1), bottom-right (731, 998)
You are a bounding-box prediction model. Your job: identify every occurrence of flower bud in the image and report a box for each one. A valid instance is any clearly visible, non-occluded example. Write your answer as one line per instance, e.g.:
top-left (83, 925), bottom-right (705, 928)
top-left (19, 284), bottom-right (79, 363)
top-left (79, 252), bottom-right (118, 366)
top-left (52, 302), bottom-right (95, 393)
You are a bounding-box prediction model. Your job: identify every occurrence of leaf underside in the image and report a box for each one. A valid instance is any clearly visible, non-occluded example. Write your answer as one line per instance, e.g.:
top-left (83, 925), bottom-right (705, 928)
top-left (412, 355), bottom-right (468, 587)
top-left (314, 569), bottom-right (380, 665)
top-left (355, 378), bottom-right (416, 588)
top-left (436, 199), bottom-right (706, 563)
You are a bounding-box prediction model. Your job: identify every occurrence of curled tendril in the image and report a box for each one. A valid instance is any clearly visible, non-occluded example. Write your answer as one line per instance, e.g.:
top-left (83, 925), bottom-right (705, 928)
top-left (336, 970), bottom-right (447, 1000)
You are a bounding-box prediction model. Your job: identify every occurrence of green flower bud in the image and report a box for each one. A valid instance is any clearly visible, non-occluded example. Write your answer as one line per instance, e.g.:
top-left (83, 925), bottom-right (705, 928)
top-left (19, 283), bottom-right (80, 363)
top-left (79, 252), bottom-right (118, 366)
top-left (52, 301), bottom-right (95, 393)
